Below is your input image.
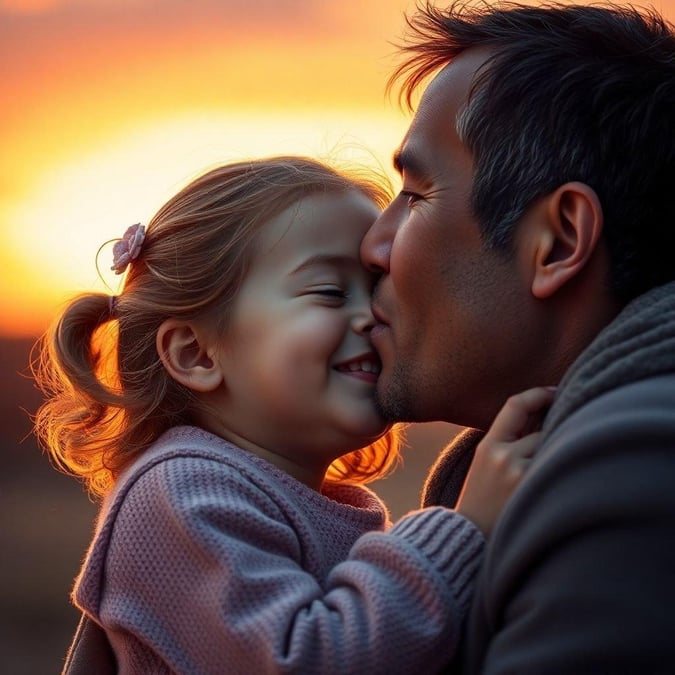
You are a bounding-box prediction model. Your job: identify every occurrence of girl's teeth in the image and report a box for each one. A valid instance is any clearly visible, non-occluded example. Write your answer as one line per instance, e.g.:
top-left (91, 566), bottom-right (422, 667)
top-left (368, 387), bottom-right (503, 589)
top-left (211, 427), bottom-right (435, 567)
top-left (344, 360), bottom-right (380, 374)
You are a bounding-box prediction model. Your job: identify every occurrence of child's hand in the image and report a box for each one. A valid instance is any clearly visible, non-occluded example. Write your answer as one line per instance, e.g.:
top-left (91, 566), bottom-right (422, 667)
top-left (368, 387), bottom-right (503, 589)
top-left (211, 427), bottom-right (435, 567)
top-left (455, 386), bottom-right (556, 537)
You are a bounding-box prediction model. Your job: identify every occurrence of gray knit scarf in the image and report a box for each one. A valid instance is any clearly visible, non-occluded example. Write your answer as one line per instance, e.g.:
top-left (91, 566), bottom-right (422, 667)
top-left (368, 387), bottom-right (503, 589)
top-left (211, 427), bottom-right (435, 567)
top-left (422, 280), bottom-right (675, 508)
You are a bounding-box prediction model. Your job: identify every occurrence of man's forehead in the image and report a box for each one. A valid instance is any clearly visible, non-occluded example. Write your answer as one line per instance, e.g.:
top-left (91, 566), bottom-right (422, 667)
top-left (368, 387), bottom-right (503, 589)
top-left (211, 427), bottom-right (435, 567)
top-left (392, 49), bottom-right (492, 177)
top-left (420, 48), bottom-right (492, 113)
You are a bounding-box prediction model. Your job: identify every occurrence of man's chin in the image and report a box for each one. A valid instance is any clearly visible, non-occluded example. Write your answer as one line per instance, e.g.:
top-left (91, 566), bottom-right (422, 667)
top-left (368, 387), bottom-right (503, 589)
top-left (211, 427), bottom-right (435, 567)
top-left (374, 381), bottom-right (419, 424)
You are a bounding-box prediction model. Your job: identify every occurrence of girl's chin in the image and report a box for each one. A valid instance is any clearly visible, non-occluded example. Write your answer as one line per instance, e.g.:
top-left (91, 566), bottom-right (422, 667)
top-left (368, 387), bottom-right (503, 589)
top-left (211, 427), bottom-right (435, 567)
top-left (349, 424), bottom-right (393, 449)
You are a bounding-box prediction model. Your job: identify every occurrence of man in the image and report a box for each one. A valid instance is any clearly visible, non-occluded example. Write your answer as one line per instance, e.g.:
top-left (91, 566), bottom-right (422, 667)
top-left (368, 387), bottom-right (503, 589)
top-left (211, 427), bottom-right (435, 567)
top-left (361, 2), bottom-right (675, 673)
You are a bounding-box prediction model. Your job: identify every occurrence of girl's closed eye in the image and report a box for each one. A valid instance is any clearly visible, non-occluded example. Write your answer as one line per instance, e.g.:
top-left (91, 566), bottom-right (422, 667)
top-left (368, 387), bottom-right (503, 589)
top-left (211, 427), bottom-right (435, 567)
top-left (313, 286), bottom-right (349, 300)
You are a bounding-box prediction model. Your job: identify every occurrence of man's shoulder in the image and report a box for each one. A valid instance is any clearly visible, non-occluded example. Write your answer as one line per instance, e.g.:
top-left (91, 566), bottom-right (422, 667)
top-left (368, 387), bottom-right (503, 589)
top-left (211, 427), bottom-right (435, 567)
top-left (543, 372), bottom-right (675, 454)
top-left (503, 373), bottom-right (675, 529)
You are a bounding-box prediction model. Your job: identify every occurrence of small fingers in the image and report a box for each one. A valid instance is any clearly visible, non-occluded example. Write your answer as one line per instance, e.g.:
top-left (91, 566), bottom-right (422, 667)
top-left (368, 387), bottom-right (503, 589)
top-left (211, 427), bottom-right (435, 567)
top-left (484, 386), bottom-right (557, 443)
top-left (509, 431), bottom-right (542, 462)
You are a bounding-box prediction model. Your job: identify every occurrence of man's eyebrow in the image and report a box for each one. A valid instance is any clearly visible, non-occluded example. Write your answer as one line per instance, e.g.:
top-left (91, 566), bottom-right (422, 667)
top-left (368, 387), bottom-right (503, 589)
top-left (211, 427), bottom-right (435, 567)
top-left (290, 254), bottom-right (355, 276)
top-left (392, 147), bottom-right (425, 179)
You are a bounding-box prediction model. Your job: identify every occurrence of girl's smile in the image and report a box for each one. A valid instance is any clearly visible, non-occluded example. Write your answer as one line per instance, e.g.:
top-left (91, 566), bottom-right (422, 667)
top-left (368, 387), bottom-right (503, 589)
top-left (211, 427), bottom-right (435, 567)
top-left (333, 353), bottom-right (381, 383)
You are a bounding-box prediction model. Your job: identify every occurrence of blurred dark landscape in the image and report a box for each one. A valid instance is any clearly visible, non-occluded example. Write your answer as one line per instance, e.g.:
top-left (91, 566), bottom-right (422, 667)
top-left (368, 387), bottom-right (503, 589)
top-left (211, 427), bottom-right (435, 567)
top-left (0, 335), bottom-right (459, 675)
top-left (1, 337), bottom-right (97, 675)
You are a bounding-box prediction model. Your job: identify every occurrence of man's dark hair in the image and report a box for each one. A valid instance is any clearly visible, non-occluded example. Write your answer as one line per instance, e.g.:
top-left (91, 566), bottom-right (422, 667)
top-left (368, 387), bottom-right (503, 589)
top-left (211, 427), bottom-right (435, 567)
top-left (391, 1), bottom-right (675, 302)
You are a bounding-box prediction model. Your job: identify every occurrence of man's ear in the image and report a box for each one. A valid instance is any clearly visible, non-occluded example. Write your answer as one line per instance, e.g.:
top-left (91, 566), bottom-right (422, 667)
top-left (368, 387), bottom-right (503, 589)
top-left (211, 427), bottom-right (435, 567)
top-left (156, 319), bottom-right (223, 393)
top-left (529, 182), bottom-right (604, 299)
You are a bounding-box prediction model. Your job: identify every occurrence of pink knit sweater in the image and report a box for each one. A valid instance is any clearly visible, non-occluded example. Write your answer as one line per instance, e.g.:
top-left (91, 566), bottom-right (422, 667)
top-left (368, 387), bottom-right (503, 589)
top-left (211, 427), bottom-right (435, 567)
top-left (73, 426), bottom-right (484, 674)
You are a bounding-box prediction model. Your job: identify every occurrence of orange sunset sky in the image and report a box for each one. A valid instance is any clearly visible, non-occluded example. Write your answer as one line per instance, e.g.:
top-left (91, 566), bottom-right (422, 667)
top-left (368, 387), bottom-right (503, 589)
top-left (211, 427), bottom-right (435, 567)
top-left (2, 0), bottom-right (675, 338)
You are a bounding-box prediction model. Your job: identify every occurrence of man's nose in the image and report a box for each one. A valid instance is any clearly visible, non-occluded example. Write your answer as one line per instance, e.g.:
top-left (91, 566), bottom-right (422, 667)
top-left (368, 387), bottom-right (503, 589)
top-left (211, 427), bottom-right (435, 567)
top-left (360, 207), bottom-right (395, 274)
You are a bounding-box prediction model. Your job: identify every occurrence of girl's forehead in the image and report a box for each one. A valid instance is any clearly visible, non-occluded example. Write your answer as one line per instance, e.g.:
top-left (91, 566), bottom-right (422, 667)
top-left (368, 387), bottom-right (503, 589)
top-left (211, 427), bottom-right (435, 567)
top-left (256, 191), bottom-right (379, 254)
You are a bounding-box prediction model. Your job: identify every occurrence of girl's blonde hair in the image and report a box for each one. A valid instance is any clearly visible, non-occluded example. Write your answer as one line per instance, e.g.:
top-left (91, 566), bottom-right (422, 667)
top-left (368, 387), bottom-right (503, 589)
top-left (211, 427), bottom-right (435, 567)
top-left (33, 156), bottom-right (401, 497)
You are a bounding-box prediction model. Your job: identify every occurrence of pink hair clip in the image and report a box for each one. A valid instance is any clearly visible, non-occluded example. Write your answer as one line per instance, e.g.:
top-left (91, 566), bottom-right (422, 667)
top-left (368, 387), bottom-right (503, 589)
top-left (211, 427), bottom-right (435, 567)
top-left (111, 223), bottom-right (146, 275)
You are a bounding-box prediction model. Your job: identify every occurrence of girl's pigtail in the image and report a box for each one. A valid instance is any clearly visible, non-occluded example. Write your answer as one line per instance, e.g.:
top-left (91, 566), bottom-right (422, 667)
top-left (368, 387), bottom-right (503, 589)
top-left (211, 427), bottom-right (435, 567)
top-left (32, 293), bottom-right (122, 496)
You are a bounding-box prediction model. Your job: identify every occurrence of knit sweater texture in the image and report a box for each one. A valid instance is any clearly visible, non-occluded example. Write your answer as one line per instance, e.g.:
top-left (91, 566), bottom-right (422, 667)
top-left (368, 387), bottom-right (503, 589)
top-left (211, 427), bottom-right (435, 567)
top-left (72, 426), bottom-right (484, 674)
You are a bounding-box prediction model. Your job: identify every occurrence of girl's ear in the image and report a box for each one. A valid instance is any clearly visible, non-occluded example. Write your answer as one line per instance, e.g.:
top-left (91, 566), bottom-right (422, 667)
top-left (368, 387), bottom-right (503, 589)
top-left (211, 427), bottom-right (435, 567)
top-left (156, 319), bottom-right (223, 393)
top-left (528, 182), bottom-right (604, 299)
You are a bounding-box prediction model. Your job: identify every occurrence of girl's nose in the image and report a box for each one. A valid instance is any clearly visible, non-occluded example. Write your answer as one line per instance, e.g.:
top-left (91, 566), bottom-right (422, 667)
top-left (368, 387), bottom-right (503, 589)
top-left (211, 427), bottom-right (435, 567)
top-left (352, 307), bottom-right (375, 335)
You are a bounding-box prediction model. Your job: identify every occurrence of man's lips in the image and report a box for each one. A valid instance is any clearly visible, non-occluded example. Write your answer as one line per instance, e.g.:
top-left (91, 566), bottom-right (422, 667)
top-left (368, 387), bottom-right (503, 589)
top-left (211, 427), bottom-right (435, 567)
top-left (369, 323), bottom-right (388, 354)
top-left (370, 303), bottom-right (388, 327)
top-left (368, 303), bottom-right (391, 362)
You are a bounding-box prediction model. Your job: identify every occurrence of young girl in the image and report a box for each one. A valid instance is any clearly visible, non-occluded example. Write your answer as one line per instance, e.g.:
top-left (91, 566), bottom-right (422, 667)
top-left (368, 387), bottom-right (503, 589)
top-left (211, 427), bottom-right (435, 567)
top-left (34, 156), bottom-right (553, 675)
